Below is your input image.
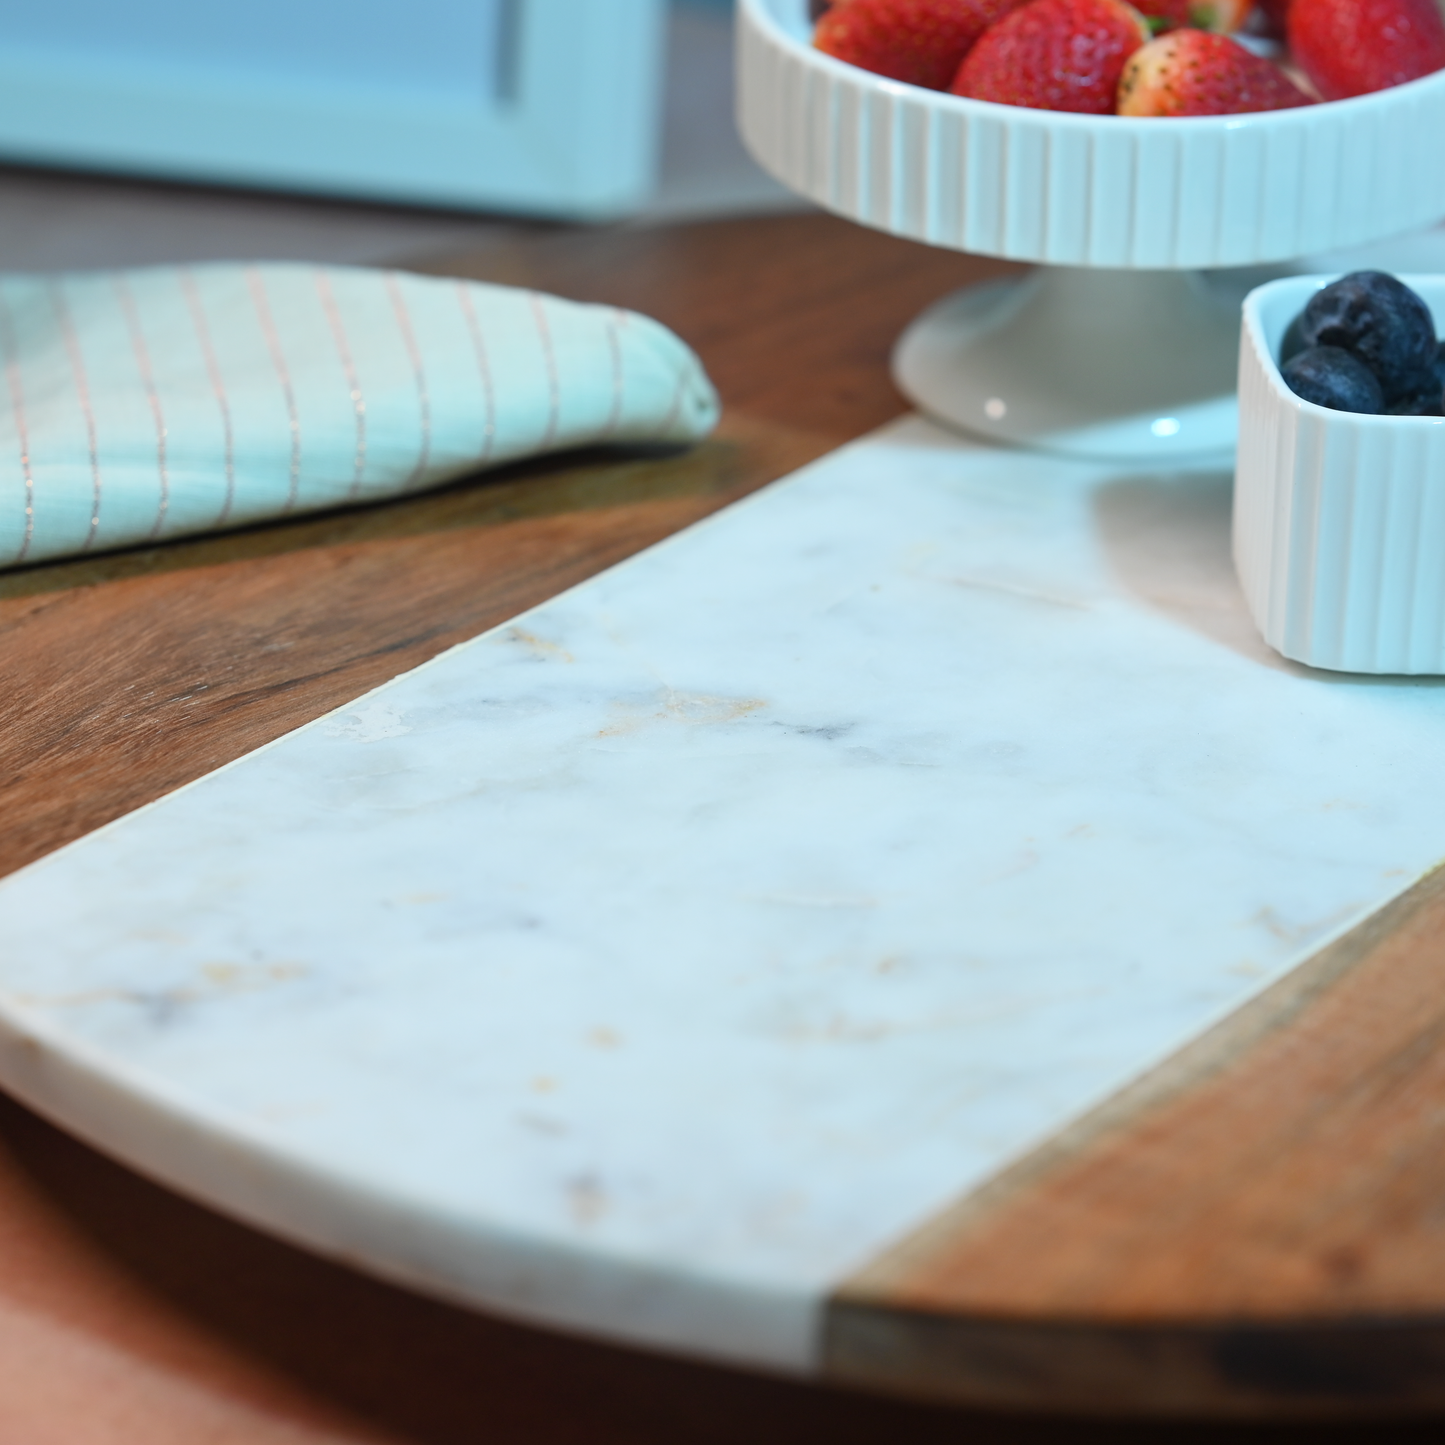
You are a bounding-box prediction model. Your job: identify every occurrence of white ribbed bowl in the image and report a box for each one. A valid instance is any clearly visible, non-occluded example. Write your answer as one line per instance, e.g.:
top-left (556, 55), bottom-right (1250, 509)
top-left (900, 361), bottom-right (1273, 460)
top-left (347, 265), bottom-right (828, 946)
top-left (1234, 275), bottom-right (1445, 674)
top-left (738, 0), bottom-right (1445, 268)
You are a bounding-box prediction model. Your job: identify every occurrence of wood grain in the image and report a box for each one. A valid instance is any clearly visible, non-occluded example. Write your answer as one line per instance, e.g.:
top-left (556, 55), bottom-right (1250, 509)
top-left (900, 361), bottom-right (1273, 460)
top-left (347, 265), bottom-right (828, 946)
top-left (830, 865), bottom-right (1445, 1416)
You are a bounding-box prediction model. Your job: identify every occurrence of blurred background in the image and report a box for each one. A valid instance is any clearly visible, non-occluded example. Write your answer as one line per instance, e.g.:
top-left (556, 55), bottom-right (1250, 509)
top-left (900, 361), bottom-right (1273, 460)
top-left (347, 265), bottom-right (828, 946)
top-left (0, 0), bottom-right (804, 273)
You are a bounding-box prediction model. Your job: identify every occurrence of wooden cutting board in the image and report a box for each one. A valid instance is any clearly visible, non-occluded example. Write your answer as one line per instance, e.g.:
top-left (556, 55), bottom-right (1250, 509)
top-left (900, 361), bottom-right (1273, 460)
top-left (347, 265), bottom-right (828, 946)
top-left (6, 215), bottom-right (1445, 1425)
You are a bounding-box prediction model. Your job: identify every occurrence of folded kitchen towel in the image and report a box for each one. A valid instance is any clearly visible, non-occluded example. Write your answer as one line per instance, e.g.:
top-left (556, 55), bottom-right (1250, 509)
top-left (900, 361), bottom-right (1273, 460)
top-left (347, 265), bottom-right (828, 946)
top-left (0, 263), bottom-right (720, 568)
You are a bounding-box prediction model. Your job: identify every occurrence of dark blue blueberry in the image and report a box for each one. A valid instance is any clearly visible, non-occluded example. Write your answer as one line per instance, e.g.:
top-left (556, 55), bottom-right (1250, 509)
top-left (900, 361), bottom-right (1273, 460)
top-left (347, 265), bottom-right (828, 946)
top-left (1281, 345), bottom-right (1385, 414)
top-left (1382, 339), bottom-right (1445, 414)
top-left (1299, 271), bottom-right (1437, 404)
top-left (1385, 382), bottom-right (1444, 416)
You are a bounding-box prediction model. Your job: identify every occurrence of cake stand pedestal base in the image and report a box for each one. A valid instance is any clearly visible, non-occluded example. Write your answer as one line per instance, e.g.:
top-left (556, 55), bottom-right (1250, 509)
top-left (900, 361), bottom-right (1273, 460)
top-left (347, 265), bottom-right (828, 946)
top-left (893, 267), bottom-right (1248, 463)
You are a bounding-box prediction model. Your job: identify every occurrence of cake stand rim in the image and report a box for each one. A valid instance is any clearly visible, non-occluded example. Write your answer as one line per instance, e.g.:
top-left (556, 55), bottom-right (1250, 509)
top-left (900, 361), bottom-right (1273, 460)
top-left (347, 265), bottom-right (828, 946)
top-left (738, 0), bottom-right (1445, 269)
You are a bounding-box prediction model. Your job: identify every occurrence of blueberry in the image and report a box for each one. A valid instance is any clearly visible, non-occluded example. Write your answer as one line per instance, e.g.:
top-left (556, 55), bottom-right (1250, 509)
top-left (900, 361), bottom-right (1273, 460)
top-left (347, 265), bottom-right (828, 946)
top-left (1381, 339), bottom-right (1445, 415)
top-left (1386, 380), bottom-right (1444, 416)
top-left (1300, 271), bottom-right (1437, 404)
top-left (1281, 345), bottom-right (1384, 413)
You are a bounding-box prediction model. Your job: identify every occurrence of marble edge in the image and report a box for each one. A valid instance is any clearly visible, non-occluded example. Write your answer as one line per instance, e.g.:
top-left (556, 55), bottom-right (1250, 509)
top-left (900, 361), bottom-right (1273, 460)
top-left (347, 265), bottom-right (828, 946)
top-left (0, 992), bottom-right (824, 1372)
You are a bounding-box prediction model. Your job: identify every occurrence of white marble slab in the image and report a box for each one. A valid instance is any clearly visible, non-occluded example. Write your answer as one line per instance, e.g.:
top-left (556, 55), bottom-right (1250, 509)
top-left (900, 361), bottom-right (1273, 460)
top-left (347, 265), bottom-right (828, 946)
top-left (2, 417), bottom-right (1444, 1374)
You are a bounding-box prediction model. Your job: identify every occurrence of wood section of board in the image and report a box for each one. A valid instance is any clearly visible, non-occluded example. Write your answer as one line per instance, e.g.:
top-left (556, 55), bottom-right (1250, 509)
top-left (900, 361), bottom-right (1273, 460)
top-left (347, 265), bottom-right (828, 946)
top-left (828, 865), bottom-right (1445, 1416)
top-left (0, 214), bottom-right (1006, 882)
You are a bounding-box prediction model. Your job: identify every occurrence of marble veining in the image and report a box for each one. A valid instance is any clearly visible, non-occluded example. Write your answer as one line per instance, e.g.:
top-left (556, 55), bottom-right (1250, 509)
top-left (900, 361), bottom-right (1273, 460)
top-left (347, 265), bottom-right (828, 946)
top-left (2, 416), bottom-right (1445, 1372)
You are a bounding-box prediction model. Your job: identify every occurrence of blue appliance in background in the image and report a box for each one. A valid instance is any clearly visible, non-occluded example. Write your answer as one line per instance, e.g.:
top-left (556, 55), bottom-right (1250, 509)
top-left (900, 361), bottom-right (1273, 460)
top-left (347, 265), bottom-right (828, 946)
top-left (0, 0), bottom-right (668, 218)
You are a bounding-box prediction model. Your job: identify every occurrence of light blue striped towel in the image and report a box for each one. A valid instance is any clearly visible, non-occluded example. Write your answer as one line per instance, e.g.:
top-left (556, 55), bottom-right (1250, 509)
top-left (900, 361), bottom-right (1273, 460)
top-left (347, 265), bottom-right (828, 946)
top-left (0, 263), bottom-right (720, 568)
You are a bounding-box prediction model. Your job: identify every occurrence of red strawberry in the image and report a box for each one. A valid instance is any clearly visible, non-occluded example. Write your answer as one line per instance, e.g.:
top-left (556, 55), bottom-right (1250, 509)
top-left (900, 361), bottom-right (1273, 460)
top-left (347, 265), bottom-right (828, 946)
top-left (1288, 0), bottom-right (1445, 99)
top-left (1117, 29), bottom-right (1314, 112)
top-left (814, 0), bottom-right (1030, 90)
top-left (951, 0), bottom-right (1150, 112)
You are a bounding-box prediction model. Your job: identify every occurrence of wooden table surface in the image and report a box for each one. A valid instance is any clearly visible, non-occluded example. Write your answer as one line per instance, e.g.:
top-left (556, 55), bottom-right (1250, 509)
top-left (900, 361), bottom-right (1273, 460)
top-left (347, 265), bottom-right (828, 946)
top-left (3, 211), bottom-right (1445, 1439)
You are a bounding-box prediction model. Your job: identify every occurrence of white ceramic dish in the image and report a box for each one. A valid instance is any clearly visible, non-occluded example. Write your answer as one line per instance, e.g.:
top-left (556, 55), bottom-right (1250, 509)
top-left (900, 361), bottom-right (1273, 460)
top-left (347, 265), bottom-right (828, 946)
top-left (738, 0), bottom-right (1445, 269)
top-left (1235, 274), bottom-right (1445, 675)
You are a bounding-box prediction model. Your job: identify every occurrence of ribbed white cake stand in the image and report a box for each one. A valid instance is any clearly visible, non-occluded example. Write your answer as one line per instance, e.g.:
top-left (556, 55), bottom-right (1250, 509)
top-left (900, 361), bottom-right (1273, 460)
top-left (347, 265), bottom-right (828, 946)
top-left (738, 0), bottom-right (1445, 460)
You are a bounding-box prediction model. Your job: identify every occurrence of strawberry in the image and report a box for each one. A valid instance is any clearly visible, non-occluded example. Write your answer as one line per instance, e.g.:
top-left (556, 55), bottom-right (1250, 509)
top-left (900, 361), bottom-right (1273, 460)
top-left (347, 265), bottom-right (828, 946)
top-left (1287, 0), bottom-right (1445, 99)
top-left (814, 0), bottom-right (1030, 90)
top-left (951, 0), bottom-right (1150, 112)
top-left (1117, 29), bottom-right (1314, 112)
